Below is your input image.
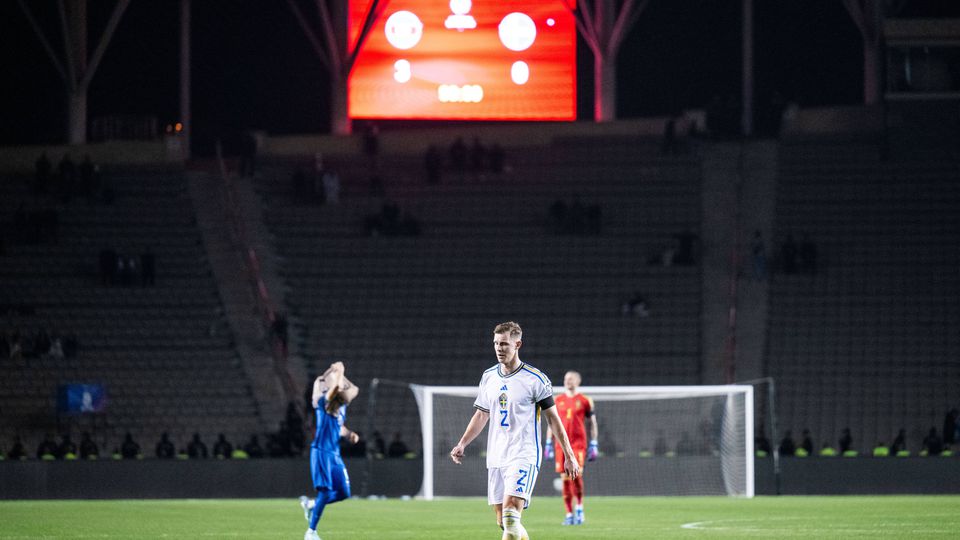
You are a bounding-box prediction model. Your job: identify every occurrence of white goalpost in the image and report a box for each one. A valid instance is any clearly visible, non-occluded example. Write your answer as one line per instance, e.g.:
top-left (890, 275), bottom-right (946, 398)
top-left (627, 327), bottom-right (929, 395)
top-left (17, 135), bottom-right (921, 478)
top-left (410, 385), bottom-right (754, 500)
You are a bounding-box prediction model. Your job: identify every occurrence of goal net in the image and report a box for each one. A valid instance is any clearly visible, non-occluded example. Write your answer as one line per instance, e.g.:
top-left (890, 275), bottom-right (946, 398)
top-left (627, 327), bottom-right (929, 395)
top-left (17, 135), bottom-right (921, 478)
top-left (411, 385), bottom-right (753, 499)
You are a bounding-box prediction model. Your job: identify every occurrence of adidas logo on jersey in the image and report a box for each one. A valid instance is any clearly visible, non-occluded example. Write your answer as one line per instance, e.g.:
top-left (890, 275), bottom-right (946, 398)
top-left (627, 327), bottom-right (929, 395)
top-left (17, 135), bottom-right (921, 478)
top-left (500, 385), bottom-right (508, 391)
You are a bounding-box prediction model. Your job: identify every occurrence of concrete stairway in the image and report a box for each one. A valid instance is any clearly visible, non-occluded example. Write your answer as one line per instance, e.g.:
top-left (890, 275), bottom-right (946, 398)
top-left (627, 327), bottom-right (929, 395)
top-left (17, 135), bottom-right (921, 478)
top-left (187, 170), bottom-right (289, 429)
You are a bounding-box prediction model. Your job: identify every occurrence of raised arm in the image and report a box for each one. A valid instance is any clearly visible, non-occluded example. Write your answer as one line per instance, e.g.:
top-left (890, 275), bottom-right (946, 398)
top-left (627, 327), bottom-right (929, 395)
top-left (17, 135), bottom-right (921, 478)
top-left (449, 408), bottom-right (490, 464)
top-left (543, 405), bottom-right (581, 478)
top-left (313, 362), bottom-right (360, 410)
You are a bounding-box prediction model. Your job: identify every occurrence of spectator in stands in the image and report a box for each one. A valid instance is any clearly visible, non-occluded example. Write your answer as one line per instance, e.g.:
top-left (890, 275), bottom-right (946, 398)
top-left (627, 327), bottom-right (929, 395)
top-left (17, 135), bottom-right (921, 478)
top-left (125, 256), bottom-right (138, 286)
top-left (755, 428), bottom-right (772, 456)
top-left (449, 137), bottom-right (468, 174)
top-left (311, 153), bottom-right (327, 204)
top-left (890, 429), bottom-right (907, 455)
top-left (387, 432), bottom-right (410, 458)
top-left (621, 293), bottom-right (650, 318)
top-left (653, 430), bottom-right (668, 456)
top-left (79, 432), bottom-right (99, 459)
top-left (120, 433), bottom-right (141, 459)
top-left (922, 427), bottom-right (943, 456)
top-left (371, 431), bottom-right (386, 457)
top-left (243, 434), bottom-right (264, 458)
top-left (8, 435), bottom-right (28, 460)
top-left (778, 430), bottom-right (796, 456)
top-left (141, 248), bottom-right (155, 287)
top-left (780, 233), bottom-right (798, 274)
top-left (362, 123), bottom-right (380, 162)
top-left (156, 433), bottom-right (176, 459)
top-left (323, 169), bottom-right (341, 205)
top-left (285, 401), bottom-right (304, 454)
top-left (839, 427), bottom-right (853, 454)
top-left (942, 409), bottom-right (958, 448)
top-left (800, 429), bottom-right (814, 455)
top-left (424, 145), bottom-right (442, 185)
top-left (45, 334), bottom-right (65, 360)
top-left (8, 329), bottom-right (23, 361)
top-left (470, 137), bottom-right (487, 176)
top-left (36, 433), bottom-right (58, 460)
top-left (675, 431), bottom-right (696, 455)
top-left (799, 233), bottom-right (818, 275)
top-left (187, 433), bottom-right (208, 459)
top-left (57, 433), bottom-right (77, 459)
top-left (213, 434), bottom-right (234, 459)
top-left (750, 230), bottom-right (767, 280)
top-left (266, 433), bottom-right (286, 458)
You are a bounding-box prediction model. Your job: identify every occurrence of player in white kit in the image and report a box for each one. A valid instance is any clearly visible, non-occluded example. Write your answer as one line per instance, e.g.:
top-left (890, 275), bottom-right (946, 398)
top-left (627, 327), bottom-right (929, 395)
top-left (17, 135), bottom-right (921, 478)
top-left (450, 322), bottom-right (580, 540)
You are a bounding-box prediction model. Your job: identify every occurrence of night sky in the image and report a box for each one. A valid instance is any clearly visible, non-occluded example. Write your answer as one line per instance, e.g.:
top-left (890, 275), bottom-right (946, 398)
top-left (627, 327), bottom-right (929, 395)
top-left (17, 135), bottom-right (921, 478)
top-left (3, 0), bottom-right (957, 152)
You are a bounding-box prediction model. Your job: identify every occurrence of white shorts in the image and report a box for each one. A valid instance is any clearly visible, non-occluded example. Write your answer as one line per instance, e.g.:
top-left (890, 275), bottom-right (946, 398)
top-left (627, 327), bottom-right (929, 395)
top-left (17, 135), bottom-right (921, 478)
top-left (487, 462), bottom-right (540, 507)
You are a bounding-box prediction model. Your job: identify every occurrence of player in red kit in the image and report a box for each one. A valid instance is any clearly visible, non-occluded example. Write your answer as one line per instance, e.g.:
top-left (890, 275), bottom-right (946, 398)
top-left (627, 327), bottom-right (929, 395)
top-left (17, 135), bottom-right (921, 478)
top-left (543, 371), bottom-right (598, 526)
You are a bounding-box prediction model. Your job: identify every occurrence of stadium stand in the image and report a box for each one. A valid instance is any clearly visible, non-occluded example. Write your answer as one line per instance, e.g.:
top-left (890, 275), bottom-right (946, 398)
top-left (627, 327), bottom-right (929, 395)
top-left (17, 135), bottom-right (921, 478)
top-left (766, 142), bottom-right (960, 454)
top-left (0, 166), bottom-right (262, 454)
top-left (256, 137), bottom-right (704, 452)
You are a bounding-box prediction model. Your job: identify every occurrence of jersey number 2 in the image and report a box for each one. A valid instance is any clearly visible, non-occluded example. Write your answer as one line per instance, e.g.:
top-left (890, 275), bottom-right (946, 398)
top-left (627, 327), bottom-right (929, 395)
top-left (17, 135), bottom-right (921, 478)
top-left (499, 409), bottom-right (510, 427)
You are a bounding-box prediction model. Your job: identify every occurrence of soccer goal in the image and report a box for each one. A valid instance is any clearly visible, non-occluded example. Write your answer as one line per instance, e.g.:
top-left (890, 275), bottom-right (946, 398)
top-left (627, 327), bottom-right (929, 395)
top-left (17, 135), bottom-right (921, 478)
top-left (410, 385), bottom-right (754, 499)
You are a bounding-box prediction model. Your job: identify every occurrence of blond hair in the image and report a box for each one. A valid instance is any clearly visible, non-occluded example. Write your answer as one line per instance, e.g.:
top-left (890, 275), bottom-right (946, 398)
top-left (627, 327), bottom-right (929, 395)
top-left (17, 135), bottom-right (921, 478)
top-left (494, 321), bottom-right (522, 339)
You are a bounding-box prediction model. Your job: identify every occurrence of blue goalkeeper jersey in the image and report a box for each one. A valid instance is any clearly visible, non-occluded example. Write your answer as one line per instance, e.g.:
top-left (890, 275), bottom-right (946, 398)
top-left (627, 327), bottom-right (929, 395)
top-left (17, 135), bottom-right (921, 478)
top-left (312, 397), bottom-right (346, 453)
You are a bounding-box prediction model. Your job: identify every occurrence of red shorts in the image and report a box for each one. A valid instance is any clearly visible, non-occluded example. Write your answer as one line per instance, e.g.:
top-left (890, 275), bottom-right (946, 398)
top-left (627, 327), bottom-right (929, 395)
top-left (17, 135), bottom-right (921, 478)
top-left (554, 446), bottom-right (586, 475)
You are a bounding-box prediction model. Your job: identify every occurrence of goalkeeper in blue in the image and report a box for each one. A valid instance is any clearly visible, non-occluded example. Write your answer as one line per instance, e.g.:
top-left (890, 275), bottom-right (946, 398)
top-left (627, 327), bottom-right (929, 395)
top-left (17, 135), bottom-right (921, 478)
top-left (298, 361), bottom-right (360, 540)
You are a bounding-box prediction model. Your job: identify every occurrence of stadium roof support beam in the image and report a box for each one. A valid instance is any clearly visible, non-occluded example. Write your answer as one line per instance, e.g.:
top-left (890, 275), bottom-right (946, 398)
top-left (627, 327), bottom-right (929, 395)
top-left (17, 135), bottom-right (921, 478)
top-left (563, 0), bottom-right (650, 122)
top-left (17, 0), bottom-right (131, 144)
top-left (842, 0), bottom-right (909, 105)
top-left (286, 0), bottom-right (388, 135)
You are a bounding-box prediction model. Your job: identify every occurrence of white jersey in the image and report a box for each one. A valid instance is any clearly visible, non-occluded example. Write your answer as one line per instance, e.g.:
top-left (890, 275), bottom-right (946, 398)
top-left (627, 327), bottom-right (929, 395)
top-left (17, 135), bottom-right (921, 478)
top-left (474, 362), bottom-right (553, 469)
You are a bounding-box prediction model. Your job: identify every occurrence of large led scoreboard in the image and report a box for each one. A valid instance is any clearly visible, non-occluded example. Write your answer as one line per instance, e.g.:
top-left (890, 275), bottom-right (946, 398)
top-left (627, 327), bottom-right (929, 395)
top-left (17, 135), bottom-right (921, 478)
top-left (348, 0), bottom-right (577, 121)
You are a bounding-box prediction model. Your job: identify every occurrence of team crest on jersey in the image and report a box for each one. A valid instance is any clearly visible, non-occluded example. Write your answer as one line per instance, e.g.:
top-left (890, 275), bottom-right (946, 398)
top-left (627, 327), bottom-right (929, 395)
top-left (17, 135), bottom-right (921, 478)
top-left (499, 393), bottom-right (508, 410)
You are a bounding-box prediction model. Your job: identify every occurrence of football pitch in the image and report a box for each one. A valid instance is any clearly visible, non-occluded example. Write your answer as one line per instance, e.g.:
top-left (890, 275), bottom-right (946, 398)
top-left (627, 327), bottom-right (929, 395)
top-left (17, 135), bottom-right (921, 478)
top-left (1, 496), bottom-right (958, 539)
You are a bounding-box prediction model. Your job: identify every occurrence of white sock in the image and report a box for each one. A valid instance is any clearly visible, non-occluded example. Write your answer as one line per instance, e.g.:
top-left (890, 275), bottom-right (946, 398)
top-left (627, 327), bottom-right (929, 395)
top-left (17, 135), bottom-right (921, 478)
top-left (502, 509), bottom-right (528, 540)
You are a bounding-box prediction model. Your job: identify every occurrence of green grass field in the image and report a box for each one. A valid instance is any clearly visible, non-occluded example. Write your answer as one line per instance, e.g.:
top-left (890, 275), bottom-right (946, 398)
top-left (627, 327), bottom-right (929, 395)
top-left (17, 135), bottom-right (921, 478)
top-left (1, 496), bottom-right (958, 539)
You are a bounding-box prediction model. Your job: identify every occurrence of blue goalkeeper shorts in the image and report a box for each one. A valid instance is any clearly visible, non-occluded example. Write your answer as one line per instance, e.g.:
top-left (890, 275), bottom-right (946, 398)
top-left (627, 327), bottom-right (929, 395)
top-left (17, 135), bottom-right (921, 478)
top-left (310, 448), bottom-right (351, 501)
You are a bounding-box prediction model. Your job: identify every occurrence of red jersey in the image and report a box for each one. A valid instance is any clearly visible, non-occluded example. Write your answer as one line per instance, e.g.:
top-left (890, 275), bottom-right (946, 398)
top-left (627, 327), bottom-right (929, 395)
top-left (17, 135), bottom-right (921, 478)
top-left (554, 392), bottom-right (593, 450)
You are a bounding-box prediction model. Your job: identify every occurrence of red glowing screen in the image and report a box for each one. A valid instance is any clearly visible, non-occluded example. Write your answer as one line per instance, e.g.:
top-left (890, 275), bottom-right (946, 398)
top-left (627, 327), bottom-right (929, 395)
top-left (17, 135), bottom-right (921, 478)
top-left (348, 0), bottom-right (576, 121)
